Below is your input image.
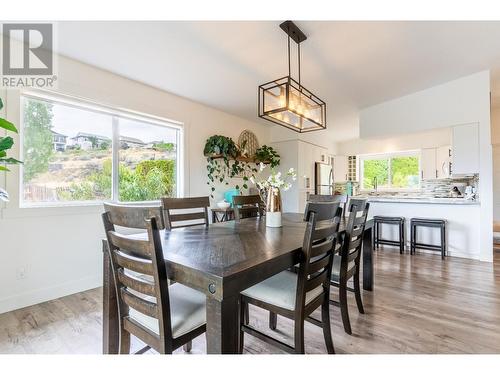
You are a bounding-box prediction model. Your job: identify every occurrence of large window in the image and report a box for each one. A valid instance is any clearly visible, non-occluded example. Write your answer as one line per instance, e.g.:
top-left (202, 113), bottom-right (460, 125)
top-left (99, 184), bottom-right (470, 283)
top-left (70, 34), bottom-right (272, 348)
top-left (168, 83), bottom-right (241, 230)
top-left (21, 93), bottom-right (181, 206)
top-left (360, 151), bottom-right (420, 191)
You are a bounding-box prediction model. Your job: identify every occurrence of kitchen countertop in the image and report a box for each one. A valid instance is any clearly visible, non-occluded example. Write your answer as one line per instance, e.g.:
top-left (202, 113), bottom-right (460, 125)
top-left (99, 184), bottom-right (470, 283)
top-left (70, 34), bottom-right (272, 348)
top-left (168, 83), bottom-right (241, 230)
top-left (356, 196), bottom-right (480, 205)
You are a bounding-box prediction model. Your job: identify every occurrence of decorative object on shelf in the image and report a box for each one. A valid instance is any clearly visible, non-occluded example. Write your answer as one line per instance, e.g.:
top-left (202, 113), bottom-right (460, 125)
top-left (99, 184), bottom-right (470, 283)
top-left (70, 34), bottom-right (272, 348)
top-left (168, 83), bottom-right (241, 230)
top-left (238, 130), bottom-right (259, 158)
top-left (204, 135), bottom-right (281, 198)
top-left (251, 163), bottom-right (297, 227)
top-left (255, 145), bottom-right (280, 168)
top-left (204, 135), bottom-right (257, 197)
top-left (0, 98), bottom-right (22, 202)
top-left (258, 20), bottom-right (326, 133)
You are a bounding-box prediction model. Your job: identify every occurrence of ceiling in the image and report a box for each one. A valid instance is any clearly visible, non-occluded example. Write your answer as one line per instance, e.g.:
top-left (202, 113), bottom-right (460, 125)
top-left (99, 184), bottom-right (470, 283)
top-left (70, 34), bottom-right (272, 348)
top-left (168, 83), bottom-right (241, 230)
top-left (54, 21), bottom-right (500, 142)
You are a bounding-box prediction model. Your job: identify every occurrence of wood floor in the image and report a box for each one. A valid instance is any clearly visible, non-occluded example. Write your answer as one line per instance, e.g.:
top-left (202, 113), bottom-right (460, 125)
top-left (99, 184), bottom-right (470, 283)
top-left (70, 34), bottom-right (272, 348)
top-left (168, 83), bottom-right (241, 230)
top-left (1, 249), bottom-right (499, 354)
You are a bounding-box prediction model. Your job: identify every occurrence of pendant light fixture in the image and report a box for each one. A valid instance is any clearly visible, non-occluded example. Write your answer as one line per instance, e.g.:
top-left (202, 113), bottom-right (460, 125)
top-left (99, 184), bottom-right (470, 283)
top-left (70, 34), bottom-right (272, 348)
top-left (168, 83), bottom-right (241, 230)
top-left (258, 21), bottom-right (326, 132)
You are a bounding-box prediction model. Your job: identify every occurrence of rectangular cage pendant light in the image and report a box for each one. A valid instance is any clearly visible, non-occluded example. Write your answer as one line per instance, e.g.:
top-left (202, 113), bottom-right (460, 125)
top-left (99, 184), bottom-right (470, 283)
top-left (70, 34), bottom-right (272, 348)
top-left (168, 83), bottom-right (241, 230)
top-left (258, 21), bottom-right (326, 133)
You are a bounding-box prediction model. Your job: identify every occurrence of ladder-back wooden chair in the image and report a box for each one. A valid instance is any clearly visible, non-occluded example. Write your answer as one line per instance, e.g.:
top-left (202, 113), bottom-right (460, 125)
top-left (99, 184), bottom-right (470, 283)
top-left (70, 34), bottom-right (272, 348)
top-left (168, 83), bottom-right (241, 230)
top-left (161, 196), bottom-right (210, 230)
top-left (308, 194), bottom-right (348, 218)
top-left (232, 194), bottom-right (264, 221)
top-left (330, 198), bottom-right (370, 335)
top-left (102, 203), bottom-right (206, 354)
top-left (239, 202), bottom-right (342, 354)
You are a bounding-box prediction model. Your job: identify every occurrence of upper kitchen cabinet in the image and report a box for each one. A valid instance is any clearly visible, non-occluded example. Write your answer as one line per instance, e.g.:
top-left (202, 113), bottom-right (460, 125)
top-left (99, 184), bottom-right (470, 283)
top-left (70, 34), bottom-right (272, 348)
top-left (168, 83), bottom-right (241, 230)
top-left (452, 123), bottom-right (479, 176)
top-left (421, 145), bottom-right (451, 180)
top-left (333, 155), bottom-right (348, 182)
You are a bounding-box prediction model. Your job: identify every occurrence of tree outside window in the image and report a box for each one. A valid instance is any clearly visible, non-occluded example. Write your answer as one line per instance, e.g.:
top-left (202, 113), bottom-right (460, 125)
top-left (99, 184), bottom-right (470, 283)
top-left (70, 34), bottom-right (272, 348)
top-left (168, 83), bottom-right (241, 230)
top-left (361, 153), bottom-right (420, 190)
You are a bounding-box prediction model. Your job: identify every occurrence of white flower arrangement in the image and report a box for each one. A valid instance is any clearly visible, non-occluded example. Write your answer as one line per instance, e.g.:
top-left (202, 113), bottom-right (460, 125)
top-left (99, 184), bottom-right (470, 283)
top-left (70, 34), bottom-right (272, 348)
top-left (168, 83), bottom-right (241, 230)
top-left (250, 163), bottom-right (297, 193)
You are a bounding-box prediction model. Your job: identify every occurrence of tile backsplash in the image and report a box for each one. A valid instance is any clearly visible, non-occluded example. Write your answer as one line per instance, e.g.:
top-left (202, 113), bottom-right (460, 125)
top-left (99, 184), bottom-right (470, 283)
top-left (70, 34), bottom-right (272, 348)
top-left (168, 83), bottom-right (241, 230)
top-left (334, 175), bottom-right (478, 198)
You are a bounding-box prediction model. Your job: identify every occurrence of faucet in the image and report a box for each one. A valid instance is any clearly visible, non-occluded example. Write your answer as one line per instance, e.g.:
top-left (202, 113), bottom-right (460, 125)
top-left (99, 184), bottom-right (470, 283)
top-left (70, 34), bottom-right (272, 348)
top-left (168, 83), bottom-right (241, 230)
top-left (372, 176), bottom-right (378, 195)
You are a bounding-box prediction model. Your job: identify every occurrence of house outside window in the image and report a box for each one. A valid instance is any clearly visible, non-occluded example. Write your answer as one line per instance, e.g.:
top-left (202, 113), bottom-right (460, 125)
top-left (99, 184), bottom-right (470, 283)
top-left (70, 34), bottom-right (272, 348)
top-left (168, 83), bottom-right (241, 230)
top-left (359, 151), bottom-right (420, 191)
top-left (20, 93), bottom-right (182, 207)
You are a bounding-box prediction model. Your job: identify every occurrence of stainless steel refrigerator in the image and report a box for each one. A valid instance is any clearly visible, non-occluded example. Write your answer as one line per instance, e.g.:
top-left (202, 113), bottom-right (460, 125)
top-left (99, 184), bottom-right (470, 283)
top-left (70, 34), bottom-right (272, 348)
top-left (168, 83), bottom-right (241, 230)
top-left (314, 162), bottom-right (333, 195)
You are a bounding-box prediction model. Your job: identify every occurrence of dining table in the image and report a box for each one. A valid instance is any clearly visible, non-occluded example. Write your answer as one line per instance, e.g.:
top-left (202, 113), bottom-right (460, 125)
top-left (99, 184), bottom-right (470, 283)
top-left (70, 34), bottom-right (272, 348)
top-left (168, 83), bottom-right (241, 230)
top-left (102, 212), bottom-right (374, 354)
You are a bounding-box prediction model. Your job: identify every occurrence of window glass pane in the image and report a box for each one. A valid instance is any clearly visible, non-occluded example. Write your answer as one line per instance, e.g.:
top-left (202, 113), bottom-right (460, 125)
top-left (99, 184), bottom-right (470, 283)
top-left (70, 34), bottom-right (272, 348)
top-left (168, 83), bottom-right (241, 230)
top-left (22, 97), bottom-right (112, 204)
top-left (391, 156), bottom-right (420, 188)
top-left (118, 118), bottom-right (178, 202)
top-left (362, 159), bottom-right (389, 189)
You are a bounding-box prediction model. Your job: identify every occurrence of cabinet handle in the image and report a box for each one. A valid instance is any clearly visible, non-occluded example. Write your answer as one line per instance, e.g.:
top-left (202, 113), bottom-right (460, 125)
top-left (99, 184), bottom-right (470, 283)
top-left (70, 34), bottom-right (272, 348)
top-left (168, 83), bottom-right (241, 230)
top-left (435, 170), bottom-right (438, 179)
top-left (421, 170), bottom-right (423, 179)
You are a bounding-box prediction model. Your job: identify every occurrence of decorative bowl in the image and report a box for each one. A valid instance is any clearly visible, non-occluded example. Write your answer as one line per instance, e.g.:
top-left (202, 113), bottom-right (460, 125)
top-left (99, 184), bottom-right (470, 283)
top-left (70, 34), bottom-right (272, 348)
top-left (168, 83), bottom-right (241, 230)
top-left (217, 201), bottom-right (231, 209)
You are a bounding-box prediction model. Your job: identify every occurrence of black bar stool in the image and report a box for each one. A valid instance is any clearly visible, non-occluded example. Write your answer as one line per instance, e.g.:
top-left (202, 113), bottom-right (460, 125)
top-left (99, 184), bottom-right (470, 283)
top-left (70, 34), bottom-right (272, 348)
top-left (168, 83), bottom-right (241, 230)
top-left (373, 216), bottom-right (405, 254)
top-left (410, 218), bottom-right (447, 259)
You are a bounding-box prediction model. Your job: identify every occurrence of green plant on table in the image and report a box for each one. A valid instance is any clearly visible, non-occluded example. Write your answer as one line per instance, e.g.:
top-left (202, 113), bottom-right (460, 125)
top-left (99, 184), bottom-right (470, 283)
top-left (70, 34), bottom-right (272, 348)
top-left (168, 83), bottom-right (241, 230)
top-left (0, 98), bottom-right (23, 202)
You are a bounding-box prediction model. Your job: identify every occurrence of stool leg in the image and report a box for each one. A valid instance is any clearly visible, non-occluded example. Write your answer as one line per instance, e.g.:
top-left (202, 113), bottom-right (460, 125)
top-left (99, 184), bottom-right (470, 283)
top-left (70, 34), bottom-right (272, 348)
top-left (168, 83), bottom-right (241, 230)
top-left (441, 224), bottom-right (446, 259)
top-left (399, 222), bottom-right (404, 254)
top-left (410, 223), bottom-right (414, 255)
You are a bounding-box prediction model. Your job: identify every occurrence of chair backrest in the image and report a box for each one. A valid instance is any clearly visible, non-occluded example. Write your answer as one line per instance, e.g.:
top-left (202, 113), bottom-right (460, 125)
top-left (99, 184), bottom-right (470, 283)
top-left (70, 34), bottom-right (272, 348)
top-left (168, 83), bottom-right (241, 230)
top-left (295, 202), bottom-right (342, 312)
top-left (232, 194), bottom-right (263, 221)
top-left (102, 210), bottom-right (172, 353)
top-left (103, 202), bottom-right (165, 230)
top-left (307, 194), bottom-right (348, 218)
top-left (161, 196), bottom-right (210, 230)
top-left (339, 199), bottom-right (370, 280)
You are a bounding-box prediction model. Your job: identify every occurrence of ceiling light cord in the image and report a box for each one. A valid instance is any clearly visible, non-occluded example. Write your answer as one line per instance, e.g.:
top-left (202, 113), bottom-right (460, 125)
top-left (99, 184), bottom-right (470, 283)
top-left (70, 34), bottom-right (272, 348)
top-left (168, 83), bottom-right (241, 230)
top-left (287, 34), bottom-right (291, 77)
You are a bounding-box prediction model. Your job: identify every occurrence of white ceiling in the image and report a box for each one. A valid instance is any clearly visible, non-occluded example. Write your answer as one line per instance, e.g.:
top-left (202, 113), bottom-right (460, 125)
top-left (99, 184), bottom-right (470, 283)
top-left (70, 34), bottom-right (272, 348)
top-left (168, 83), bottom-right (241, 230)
top-left (55, 21), bottom-right (500, 142)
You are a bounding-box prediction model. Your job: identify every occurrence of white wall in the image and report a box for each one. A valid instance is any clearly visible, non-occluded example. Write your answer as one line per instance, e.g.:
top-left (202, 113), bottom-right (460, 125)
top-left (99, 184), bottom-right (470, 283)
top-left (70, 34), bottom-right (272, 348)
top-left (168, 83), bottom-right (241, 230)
top-left (358, 71), bottom-right (493, 262)
top-left (491, 107), bottom-right (500, 222)
top-left (338, 127), bottom-right (452, 156)
top-left (0, 54), bottom-right (271, 313)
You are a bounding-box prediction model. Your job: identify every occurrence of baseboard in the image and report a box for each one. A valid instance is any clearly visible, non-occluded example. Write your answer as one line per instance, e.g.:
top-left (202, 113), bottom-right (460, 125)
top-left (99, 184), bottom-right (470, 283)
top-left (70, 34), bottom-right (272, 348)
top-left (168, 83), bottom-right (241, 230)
top-left (0, 274), bottom-right (102, 314)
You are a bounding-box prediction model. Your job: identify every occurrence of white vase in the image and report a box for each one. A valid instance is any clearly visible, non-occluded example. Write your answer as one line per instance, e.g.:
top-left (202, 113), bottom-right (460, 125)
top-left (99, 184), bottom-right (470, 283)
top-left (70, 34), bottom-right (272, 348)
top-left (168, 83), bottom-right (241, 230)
top-left (266, 211), bottom-right (282, 227)
top-left (266, 187), bottom-right (282, 228)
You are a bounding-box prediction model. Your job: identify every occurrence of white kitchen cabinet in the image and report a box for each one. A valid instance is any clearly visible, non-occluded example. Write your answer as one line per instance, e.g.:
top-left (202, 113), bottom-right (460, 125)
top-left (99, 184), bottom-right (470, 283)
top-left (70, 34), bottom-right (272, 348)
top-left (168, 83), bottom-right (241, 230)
top-left (421, 145), bottom-right (451, 180)
top-left (333, 155), bottom-right (348, 183)
top-left (452, 123), bottom-right (479, 175)
top-left (421, 148), bottom-right (437, 180)
top-left (436, 145), bottom-right (452, 179)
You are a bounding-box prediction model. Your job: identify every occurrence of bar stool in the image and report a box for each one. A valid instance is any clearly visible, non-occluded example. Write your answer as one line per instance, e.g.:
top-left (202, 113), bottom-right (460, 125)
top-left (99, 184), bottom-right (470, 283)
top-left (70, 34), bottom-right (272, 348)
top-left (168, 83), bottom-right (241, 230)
top-left (373, 216), bottom-right (406, 254)
top-left (410, 218), bottom-right (447, 259)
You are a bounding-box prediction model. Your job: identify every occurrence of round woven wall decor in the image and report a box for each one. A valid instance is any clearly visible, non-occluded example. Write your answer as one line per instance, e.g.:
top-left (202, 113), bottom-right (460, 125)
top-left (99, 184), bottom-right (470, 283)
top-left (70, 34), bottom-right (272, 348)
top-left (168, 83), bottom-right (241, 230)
top-left (238, 130), bottom-right (259, 157)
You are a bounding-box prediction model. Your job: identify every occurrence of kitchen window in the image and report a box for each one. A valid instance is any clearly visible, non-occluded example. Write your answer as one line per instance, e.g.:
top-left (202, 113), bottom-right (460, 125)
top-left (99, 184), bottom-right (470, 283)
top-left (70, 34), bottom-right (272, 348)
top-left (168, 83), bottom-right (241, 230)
top-left (359, 151), bottom-right (420, 191)
top-left (20, 93), bottom-right (182, 207)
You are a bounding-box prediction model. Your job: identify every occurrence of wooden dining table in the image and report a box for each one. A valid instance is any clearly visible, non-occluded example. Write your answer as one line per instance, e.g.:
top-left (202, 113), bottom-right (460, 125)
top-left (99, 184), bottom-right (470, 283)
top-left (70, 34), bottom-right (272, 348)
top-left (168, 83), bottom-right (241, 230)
top-left (102, 213), bottom-right (374, 354)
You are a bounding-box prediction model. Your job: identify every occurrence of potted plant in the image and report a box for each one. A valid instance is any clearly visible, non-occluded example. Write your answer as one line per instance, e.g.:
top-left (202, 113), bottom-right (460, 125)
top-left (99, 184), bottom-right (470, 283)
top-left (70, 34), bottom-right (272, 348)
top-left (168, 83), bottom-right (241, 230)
top-left (0, 98), bottom-right (22, 202)
top-left (251, 163), bottom-right (296, 227)
top-left (254, 145), bottom-right (280, 168)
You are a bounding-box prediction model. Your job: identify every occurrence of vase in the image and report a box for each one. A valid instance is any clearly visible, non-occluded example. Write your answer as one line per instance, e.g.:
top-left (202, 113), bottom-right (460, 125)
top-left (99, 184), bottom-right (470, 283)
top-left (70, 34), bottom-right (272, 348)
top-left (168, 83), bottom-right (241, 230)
top-left (266, 187), bottom-right (282, 227)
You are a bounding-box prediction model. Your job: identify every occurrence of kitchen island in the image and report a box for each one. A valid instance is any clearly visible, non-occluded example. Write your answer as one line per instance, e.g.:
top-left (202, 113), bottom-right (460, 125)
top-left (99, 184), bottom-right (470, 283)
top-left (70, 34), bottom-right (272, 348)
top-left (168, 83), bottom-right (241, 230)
top-left (358, 196), bottom-right (481, 259)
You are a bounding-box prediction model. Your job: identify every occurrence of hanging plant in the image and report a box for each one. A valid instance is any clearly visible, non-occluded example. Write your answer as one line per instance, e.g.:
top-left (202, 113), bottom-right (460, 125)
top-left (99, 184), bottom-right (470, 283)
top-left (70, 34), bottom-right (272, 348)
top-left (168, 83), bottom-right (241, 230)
top-left (204, 135), bottom-right (258, 198)
top-left (255, 145), bottom-right (280, 168)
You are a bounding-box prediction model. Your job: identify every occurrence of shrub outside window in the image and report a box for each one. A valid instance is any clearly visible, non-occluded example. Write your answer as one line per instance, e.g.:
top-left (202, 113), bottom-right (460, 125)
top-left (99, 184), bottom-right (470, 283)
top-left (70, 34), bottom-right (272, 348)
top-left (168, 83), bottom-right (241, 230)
top-left (20, 93), bottom-right (181, 207)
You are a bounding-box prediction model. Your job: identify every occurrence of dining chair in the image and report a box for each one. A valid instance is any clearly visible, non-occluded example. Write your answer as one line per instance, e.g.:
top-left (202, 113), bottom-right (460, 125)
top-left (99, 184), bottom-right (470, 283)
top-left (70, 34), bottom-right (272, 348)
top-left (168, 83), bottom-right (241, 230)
top-left (102, 204), bottom-right (206, 354)
top-left (308, 194), bottom-right (348, 218)
top-left (329, 198), bottom-right (370, 335)
top-left (232, 194), bottom-right (264, 221)
top-left (239, 202), bottom-right (342, 354)
top-left (161, 196), bottom-right (210, 229)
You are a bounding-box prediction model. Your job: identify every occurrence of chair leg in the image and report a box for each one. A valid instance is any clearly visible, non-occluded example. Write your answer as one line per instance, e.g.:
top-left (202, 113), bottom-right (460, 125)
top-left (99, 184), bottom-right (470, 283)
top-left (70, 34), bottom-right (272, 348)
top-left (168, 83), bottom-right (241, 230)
top-left (294, 319), bottom-right (305, 354)
top-left (441, 225), bottom-right (446, 259)
top-left (353, 269), bottom-right (365, 314)
top-left (239, 299), bottom-right (245, 354)
top-left (410, 223), bottom-right (415, 255)
top-left (183, 341), bottom-right (192, 353)
top-left (321, 296), bottom-right (335, 354)
top-left (244, 302), bottom-right (249, 325)
top-left (339, 281), bottom-right (352, 335)
top-left (269, 311), bottom-right (277, 330)
top-left (119, 328), bottom-right (131, 354)
top-left (400, 222), bottom-right (404, 254)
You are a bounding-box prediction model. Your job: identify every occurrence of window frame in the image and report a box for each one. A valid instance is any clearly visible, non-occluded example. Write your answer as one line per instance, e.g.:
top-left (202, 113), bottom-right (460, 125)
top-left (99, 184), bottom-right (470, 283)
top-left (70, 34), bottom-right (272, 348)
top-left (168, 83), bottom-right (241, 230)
top-left (19, 91), bottom-right (183, 208)
top-left (359, 150), bottom-right (421, 192)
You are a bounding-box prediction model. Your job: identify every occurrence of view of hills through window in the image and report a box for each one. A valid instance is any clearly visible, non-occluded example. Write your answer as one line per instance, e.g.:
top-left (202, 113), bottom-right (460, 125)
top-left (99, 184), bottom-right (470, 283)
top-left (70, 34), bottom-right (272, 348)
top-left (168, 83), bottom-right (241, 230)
top-left (21, 96), bottom-right (179, 205)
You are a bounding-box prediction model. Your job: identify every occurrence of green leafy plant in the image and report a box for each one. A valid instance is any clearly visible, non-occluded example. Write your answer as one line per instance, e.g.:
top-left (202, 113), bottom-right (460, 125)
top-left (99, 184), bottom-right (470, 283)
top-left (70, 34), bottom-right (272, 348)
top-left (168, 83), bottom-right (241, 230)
top-left (0, 98), bottom-right (23, 202)
top-left (255, 145), bottom-right (280, 168)
top-left (204, 135), bottom-right (257, 198)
